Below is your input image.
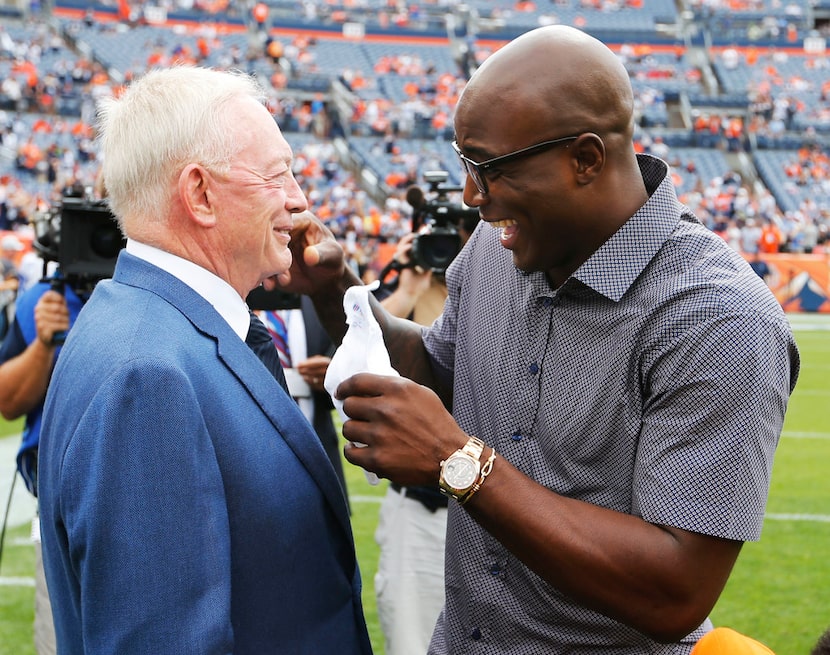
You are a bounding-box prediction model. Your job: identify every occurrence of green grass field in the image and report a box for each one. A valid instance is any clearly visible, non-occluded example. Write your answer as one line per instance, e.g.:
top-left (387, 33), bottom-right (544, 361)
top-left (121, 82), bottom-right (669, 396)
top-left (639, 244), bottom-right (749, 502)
top-left (0, 322), bottom-right (827, 655)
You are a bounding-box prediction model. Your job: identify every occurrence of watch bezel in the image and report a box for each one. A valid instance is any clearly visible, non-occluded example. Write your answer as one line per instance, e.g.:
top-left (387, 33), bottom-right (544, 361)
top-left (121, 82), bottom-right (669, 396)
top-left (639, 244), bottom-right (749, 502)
top-left (440, 451), bottom-right (481, 495)
top-left (439, 437), bottom-right (486, 500)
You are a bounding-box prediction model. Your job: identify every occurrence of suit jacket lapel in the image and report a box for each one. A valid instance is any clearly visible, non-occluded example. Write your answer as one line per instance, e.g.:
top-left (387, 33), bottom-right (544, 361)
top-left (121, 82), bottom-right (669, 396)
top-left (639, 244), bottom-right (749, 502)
top-left (112, 252), bottom-right (354, 540)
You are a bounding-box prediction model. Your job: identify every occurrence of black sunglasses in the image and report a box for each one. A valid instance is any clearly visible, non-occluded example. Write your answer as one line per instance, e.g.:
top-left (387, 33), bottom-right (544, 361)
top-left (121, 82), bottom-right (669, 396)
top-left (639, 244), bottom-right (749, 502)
top-left (451, 135), bottom-right (581, 195)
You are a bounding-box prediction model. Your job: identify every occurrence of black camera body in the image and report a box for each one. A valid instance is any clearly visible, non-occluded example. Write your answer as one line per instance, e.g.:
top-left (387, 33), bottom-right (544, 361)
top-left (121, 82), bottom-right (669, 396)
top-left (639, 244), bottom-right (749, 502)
top-left (34, 196), bottom-right (126, 294)
top-left (245, 286), bottom-right (302, 311)
top-left (408, 171), bottom-right (479, 274)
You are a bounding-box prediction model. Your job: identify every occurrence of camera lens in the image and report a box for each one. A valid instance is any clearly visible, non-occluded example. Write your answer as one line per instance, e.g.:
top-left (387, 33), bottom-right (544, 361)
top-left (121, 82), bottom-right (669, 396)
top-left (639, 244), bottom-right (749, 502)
top-left (90, 224), bottom-right (124, 259)
top-left (414, 232), bottom-right (461, 273)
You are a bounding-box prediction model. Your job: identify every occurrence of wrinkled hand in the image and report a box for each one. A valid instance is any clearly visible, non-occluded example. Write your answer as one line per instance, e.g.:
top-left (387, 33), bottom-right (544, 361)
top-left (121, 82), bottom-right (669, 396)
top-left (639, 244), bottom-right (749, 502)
top-left (336, 372), bottom-right (469, 486)
top-left (262, 211), bottom-right (346, 296)
top-left (34, 291), bottom-right (70, 347)
top-left (296, 354), bottom-right (330, 392)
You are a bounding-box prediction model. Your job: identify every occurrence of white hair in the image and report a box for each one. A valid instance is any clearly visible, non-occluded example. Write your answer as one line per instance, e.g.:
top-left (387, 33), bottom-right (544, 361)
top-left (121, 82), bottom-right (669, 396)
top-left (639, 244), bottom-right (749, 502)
top-left (96, 66), bottom-right (266, 229)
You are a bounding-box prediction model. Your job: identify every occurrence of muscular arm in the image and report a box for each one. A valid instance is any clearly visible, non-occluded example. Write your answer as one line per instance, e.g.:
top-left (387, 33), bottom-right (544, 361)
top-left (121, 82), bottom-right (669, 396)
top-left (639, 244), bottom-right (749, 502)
top-left (0, 291), bottom-right (68, 419)
top-left (338, 373), bottom-right (741, 641)
top-left (465, 460), bottom-right (742, 641)
top-left (280, 213), bottom-right (442, 397)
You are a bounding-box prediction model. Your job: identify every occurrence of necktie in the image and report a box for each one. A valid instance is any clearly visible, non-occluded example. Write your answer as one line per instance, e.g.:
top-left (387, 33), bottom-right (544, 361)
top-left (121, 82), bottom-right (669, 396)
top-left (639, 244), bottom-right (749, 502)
top-left (245, 310), bottom-right (289, 394)
top-left (263, 310), bottom-right (292, 368)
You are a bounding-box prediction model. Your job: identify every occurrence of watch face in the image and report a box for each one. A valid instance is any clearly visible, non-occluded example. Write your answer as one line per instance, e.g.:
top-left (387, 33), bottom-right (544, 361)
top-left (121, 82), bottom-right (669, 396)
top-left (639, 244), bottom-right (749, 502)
top-left (444, 455), bottom-right (479, 490)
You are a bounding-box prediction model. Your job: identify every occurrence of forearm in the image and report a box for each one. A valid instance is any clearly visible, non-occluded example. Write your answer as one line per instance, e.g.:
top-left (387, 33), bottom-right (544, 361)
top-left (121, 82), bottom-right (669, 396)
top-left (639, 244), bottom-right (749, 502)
top-left (380, 286), bottom-right (419, 320)
top-left (310, 269), bottom-right (439, 391)
top-left (0, 341), bottom-right (56, 419)
top-left (462, 459), bottom-right (741, 641)
top-left (375, 308), bottom-right (438, 390)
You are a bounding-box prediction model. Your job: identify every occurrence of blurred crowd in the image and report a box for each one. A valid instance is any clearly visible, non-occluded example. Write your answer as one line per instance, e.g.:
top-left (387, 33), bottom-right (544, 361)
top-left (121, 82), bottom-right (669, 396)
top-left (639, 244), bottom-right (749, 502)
top-left (1, 1), bottom-right (829, 282)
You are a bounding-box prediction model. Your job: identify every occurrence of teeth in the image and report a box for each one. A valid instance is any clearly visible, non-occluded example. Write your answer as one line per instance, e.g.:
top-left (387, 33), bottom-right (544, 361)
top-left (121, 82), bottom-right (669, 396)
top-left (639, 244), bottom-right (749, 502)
top-left (491, 220), bottom-right (516, 228)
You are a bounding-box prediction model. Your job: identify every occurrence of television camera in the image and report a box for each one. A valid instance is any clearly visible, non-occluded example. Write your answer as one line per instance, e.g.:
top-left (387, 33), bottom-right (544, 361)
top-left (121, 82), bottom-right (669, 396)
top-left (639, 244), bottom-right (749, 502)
top-left (32, 193), bottom-right (126, 344)
top-left (404, 170), bottom-right (480, 275)
top-left (33, 194), bottom-right (126, 297)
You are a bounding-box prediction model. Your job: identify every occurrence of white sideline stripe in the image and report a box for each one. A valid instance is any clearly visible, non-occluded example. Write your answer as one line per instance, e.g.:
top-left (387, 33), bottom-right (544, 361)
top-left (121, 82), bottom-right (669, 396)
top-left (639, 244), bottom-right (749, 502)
top-left (782, 431), bottom-right (830, 439)
top-left (0, 576), bottom-right (35, 587)
top-left (351, 494), bottom-right (384, 504)
top-left (766, 513), bottom-right (830, 523)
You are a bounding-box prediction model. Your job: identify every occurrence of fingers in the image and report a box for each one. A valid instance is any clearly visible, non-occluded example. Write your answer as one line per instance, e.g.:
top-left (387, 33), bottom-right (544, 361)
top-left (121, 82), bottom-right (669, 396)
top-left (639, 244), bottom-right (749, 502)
top-left (34, 297), bottom-right (70, 345)
top-left (333, 372), bottom-right (397, 402)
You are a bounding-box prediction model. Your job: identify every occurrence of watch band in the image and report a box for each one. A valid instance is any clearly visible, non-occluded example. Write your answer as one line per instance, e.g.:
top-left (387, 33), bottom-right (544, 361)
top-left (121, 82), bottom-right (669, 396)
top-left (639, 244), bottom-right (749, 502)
top-left (459, 448), bottom-right (497, 505)
top-left (461, 436), bottom-right (486, 461)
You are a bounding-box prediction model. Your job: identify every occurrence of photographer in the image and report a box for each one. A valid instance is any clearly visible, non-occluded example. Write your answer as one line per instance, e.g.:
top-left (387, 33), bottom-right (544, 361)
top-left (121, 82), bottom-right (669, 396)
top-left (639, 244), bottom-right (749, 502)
top-left (372, 188), bottom-right (476, 655)
top-left (0, 275), bottom-right (83, 655)
top-left (373, 231), bottom-right (448, 655)
top-left (0, 187), bottom-right (120, 655)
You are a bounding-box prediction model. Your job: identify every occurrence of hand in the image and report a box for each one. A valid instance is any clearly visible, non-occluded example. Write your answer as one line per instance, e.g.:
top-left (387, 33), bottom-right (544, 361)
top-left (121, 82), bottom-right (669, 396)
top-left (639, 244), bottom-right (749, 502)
top-left (296, 354), bottom-right (330, 392)
top-left (392, 232), bottom-right (417, 265)
top-left (380, 232), bottom-right (433, 318)
top-left (396, 265), bottom-right (432, 299)
top-left (335, 372), bottom-right (470, 486)
top-left (34, 291), bottom-right (70, 347)
top-left (262, 211), bottom-right (347, 296)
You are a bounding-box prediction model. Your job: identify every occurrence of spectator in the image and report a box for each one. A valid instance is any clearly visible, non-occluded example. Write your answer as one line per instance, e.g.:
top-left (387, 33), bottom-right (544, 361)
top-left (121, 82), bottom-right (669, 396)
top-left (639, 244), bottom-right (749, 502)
top-left (0, 234), bottom-right (23, 341)
top-left (748, 250), bottom-right (772, 284)
top-left (251, 286), bottom-right (350, 503)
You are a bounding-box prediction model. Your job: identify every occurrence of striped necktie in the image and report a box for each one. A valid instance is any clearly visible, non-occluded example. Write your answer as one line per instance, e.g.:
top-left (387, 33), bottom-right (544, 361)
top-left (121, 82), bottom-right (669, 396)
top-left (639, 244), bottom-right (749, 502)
top-left (262, 310), bottom-right (292, 369)
top-left (245, 310), bottom-right (289, 394)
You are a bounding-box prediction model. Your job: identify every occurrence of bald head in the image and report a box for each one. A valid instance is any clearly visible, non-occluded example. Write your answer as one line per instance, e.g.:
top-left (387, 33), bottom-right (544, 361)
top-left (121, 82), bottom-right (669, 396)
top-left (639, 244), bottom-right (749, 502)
top-left (459, 26), bottom-right (636, 147)
top-left (452, 26), bottom-right (649, 286)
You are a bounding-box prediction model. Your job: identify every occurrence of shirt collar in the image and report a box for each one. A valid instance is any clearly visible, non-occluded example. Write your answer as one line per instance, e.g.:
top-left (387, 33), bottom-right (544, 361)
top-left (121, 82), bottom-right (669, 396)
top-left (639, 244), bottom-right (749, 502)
top-left (125, 239), bottom-right (251, 339)
top-left (570, 154), bottom-right (685, 302)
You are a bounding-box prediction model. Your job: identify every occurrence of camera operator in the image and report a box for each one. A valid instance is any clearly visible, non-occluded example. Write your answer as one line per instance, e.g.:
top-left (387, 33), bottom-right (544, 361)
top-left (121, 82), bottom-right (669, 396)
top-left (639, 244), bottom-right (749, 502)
top-left (0, 186), bottom-right (119, 655)
top-left (0, 272), bottom-right (84, 655)
top-left (372, 200), bottom-right (475, 655)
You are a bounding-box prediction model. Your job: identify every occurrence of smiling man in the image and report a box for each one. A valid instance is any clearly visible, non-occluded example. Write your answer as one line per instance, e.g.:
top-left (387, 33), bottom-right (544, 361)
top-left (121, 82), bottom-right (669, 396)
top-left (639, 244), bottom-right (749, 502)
top-left (283, 25), bottom-right (800, 654)
top-left (37, 67), bottom-right (372, 655)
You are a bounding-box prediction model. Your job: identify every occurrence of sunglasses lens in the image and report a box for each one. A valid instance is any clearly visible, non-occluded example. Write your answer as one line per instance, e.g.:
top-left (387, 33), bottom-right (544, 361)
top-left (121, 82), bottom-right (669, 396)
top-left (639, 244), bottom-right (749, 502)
top-left (463, 162), bottom-right (485, 194)
top-left (453, 143), bottom-right (487, 194)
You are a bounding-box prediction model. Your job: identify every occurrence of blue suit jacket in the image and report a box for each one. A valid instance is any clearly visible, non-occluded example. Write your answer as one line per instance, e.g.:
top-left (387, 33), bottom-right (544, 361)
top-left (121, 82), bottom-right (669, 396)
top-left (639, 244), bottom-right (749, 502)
top-left (38, 251), bottom-right (373, 655)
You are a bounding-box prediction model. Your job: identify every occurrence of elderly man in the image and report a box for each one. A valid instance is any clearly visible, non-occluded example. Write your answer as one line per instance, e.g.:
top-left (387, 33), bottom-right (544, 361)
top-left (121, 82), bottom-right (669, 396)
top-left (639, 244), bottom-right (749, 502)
top-left (37, 67), bottom-right (372, 655)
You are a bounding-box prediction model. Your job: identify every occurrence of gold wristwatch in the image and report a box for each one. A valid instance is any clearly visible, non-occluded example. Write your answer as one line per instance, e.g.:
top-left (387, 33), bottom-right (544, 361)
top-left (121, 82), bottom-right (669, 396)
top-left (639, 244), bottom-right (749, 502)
top-left (439, 436), bottom-right (485, 502)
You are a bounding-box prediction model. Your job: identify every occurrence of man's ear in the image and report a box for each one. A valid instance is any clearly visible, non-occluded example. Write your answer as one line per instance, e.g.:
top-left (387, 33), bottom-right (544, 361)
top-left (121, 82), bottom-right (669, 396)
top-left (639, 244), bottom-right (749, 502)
top-left (178, 163), bottom-right (217, 227)
top-left (571, 132), bottom-right (605, 184)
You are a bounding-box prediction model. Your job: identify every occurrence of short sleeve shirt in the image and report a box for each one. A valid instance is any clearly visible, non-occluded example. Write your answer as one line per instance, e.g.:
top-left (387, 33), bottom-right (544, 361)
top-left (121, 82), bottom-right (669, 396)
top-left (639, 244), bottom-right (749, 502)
top-left (423, 154), bottom-right (800, 654)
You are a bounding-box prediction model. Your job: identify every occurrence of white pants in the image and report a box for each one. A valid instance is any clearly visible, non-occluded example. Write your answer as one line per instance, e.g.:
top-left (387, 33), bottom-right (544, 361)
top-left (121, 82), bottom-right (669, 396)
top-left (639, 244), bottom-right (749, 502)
top-left (374, 486), bottom-right (447, 655)
top-left (33, 519), bottom-right (56, 655)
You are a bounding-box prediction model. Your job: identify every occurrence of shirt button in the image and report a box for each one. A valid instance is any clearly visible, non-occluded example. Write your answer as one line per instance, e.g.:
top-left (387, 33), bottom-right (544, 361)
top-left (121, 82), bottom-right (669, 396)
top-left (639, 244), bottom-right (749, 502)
top-left (489, 562), bottom-right (501, 576)
top-left (511, 432), bottom-right (523, 442)
top-left (542, 297), bottom-right (554, 308)
top-left (471, 627), bottom-right (482, 640)
top-left (528, 362), bottom-right (539, 375)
